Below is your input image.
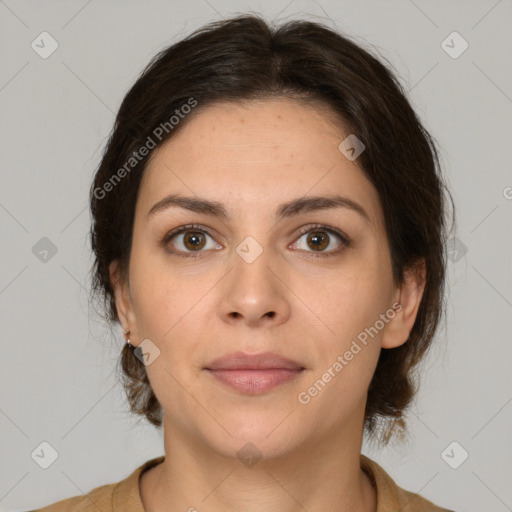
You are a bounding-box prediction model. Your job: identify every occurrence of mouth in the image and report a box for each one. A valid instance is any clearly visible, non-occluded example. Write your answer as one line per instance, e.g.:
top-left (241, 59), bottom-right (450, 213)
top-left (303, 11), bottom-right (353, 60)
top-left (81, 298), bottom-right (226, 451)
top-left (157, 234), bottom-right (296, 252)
top-left (204, 351), bottom-right (305, 395)
top-left (205, 368), bottom-right (305, 395)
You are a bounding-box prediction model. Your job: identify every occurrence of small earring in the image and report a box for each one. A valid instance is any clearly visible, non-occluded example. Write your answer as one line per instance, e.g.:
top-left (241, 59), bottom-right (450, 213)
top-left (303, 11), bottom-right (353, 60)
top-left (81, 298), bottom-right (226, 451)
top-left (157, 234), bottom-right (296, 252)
top-left (124, 328), bottom-right (133, 348)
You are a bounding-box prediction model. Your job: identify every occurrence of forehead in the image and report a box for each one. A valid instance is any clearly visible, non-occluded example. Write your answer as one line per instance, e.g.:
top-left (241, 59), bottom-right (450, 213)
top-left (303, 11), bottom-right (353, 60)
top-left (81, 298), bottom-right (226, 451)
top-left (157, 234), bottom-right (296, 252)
top-left (139, 98), bottom-right (384, 229)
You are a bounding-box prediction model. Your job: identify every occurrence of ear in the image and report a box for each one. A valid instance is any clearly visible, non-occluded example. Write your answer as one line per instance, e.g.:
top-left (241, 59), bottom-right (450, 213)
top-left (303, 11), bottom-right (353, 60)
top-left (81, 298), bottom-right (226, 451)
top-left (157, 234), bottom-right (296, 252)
top-left (109, 260), bottom-right (138, 345)
top-left (381, 258), bottom-right (426, 349)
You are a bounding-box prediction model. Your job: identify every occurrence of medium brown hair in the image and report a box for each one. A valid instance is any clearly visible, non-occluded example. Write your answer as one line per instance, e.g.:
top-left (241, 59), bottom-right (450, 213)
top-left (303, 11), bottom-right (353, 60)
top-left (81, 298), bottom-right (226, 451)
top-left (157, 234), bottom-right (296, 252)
top-left (89, 14), bottom-right (454, 446)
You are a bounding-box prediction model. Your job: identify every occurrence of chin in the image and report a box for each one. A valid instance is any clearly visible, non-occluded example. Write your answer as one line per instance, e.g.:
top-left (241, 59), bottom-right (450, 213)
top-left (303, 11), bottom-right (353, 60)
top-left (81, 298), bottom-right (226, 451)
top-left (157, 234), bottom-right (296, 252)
top-left (197, 413), bottom-right (305, 462)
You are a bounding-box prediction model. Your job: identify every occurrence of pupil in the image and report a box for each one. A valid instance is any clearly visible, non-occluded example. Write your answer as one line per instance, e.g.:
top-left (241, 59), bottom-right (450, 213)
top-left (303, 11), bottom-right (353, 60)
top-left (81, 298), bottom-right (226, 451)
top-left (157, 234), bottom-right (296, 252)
top-left (185, 232), bottom-right (205, 250)
top-left (309, 231), bottom-right (328, 251)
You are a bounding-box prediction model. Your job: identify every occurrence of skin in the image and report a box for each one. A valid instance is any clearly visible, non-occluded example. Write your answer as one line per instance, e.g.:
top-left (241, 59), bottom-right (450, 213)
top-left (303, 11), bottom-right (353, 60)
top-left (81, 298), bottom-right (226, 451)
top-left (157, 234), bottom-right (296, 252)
top-left (110, 98), bottom-right (426, 512)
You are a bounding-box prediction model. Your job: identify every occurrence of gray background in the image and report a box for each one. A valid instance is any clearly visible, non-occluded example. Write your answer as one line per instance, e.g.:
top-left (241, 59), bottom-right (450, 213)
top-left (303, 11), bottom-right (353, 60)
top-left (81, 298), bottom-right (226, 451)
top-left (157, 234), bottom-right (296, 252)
top-left (1, 1), bottom-right (511, 511)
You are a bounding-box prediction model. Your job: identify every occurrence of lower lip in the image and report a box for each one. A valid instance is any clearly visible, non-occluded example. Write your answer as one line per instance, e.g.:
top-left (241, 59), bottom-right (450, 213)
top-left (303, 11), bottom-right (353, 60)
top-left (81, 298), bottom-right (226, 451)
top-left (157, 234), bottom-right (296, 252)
top-left (206, 368), bottom-right (304, 395)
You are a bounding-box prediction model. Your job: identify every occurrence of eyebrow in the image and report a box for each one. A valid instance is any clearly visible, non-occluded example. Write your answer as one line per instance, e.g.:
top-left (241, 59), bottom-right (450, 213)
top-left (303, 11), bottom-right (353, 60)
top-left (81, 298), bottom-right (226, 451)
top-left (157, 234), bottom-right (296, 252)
top-left (147, 193), bottom-right (371, 223)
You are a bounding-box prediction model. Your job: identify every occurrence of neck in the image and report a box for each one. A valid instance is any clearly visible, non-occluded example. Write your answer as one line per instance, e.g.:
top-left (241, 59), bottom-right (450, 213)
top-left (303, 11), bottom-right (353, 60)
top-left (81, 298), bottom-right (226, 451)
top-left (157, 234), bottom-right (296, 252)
top-left (140, 415), bottom-right (376, 512)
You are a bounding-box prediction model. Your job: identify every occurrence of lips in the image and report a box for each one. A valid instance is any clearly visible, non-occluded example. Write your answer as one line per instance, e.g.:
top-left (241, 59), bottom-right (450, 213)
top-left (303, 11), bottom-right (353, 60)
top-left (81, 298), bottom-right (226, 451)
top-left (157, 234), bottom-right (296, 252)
top-left (205, 351), bottom-right (304, 371)
top-left (204, 351), bottom-right (305, 395)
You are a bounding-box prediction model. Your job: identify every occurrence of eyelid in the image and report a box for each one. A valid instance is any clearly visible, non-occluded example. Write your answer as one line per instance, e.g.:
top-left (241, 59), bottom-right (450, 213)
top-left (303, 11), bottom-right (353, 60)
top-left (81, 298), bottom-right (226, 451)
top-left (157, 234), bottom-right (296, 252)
top-left (161, 223), bottom-right (221, 257)
top-left (293, 223), bottom-right (351, 245)
top-left (289, 224), bottom-right (351, 258)
top-left (161, 222), bottom-right (351, 257)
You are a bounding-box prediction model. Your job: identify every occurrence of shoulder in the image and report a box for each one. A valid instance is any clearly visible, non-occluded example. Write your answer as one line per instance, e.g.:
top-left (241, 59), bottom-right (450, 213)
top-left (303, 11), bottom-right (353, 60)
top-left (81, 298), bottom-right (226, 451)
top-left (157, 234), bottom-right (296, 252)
top-left (30, 456), bottom-right (165, 512)
top-left (360, 454), bottom-right (457, 512)
top-left (29, 481), bottom-right (118, 512)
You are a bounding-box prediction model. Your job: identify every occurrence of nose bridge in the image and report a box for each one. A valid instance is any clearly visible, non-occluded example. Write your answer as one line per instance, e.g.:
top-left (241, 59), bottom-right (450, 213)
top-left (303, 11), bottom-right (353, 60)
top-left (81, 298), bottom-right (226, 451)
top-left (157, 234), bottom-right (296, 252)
top-left (232, 234), bottom-right (277, 298)
top-left (220, 233), bottom-right (290, 326)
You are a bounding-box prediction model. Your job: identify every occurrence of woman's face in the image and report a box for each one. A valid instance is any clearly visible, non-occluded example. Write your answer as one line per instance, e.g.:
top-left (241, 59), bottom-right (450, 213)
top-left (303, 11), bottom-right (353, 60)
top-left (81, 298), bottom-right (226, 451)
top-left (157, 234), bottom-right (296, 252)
top-left (111, 98), bottom-right (421, 458)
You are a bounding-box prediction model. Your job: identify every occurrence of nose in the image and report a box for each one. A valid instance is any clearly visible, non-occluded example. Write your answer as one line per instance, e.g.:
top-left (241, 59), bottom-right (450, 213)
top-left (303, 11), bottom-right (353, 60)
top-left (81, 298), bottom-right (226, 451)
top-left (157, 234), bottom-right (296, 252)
top-left (219, 249), bottom-right (291, 329)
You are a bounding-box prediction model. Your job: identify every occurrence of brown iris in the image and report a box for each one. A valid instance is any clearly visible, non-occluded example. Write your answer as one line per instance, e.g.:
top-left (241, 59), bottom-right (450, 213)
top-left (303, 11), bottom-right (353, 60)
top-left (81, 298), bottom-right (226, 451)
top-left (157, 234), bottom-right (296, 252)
top-left (183, 231), bottom-right (207, 251)
top-left (307, 231), bottom-right (329, 251)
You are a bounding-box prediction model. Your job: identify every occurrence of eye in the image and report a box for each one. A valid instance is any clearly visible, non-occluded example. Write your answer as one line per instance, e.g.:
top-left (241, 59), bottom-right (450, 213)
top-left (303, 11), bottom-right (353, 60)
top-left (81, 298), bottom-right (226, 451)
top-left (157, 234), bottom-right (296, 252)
top-left (290, 224), bottom-right (351, 258)
top-left (161, 223), bottom-right (351, 259)
top-left (162, 224), bottom-right (221, 257)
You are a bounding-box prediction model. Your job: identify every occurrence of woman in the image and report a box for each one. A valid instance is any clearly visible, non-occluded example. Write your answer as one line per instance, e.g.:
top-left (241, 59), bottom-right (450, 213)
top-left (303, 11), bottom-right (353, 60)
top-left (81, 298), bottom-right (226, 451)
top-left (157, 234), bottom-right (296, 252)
top-left (35, 14), bottom-right (456, 512)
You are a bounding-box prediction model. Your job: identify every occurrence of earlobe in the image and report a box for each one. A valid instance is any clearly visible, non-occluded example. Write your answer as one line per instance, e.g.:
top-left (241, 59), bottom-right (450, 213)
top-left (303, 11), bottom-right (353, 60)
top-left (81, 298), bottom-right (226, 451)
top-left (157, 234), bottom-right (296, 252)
top-left (381, 259), bottom-right (426, 349)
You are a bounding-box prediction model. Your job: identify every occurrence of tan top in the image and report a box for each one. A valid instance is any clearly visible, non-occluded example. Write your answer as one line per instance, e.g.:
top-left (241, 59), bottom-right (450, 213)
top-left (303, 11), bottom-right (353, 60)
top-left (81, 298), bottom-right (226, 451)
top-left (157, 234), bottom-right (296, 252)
top-left (33, 454), bottom-right (455, 511)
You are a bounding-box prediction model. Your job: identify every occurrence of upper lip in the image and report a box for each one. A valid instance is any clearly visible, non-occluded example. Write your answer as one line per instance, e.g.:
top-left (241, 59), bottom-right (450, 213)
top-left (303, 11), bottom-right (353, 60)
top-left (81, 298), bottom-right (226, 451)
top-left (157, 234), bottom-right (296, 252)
top-left (205, 351), bottom-right (304, 371)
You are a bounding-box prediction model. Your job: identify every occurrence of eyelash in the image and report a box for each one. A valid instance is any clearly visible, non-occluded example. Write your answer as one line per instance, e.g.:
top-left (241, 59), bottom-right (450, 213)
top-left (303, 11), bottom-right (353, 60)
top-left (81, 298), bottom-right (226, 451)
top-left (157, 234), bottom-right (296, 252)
top-left (161, 223), bottom-right (351, 259)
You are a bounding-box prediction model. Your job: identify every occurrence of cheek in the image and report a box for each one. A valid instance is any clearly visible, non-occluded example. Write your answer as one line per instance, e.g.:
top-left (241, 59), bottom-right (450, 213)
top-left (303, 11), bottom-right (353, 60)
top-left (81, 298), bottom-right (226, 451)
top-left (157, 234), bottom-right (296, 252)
top-left (298, 257), bottom-right (391, 407)
top-left (129, 249), bottom-right (211, 375)
top-left (306, 264), bottom-right (390, 346)
top-left (128, 263), bottom-right (205, 415)
top-left (129, 240), bottom-right (198, 334)
top-left (299, 277), bottom-right (386, 416)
